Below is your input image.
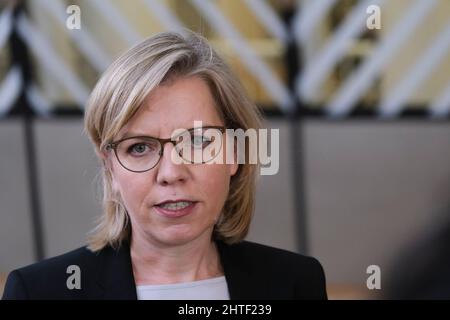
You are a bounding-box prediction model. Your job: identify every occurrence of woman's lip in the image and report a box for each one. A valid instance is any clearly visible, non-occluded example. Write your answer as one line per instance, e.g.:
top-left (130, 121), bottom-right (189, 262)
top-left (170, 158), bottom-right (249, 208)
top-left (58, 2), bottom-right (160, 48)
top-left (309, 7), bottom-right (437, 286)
top-left (153, 202), bottom-right (197, 218)
top-left (155, 199), bottom-right (197, 206)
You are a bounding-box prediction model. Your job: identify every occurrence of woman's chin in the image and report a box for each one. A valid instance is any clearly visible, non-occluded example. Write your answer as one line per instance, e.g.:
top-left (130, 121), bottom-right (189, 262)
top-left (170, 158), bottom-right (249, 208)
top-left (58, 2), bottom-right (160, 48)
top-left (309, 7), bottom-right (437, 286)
top-left (153, 226), bottom-right (200, 246)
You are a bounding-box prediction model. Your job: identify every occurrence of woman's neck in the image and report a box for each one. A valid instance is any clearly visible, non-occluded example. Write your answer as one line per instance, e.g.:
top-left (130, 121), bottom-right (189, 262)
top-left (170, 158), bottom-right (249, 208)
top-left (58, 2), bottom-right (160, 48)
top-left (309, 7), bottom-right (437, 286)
top-left (130, 232), bottom-right (223, 286)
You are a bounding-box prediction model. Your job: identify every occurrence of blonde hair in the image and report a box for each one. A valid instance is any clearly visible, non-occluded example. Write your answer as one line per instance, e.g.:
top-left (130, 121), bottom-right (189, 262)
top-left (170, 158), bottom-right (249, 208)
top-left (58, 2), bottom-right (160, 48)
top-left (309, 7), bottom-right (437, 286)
top-left (84, 31), bottom-right (263, 252)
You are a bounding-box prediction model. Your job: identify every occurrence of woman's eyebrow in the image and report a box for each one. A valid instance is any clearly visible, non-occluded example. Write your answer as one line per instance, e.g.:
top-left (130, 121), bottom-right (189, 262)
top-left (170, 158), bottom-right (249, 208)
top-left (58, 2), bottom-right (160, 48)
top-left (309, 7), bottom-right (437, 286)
top-left (118, 131), bottom-right (155, 140)
top-left (122, 125), bottom-right (220, 138)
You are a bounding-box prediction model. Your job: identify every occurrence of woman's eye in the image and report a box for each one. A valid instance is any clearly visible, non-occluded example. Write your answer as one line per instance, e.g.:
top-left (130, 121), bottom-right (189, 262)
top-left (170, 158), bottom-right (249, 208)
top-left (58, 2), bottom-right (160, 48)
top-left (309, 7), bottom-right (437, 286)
top-left (192, 135), bottom-right (211, 147)
top-left (128, 143), bottom-right (150, 155)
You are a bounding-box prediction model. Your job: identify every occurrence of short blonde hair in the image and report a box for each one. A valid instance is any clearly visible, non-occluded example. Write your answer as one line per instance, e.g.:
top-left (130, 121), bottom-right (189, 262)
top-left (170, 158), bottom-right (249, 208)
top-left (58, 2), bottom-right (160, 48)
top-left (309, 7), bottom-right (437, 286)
top-left (84, 31), bottom-right (263, 252)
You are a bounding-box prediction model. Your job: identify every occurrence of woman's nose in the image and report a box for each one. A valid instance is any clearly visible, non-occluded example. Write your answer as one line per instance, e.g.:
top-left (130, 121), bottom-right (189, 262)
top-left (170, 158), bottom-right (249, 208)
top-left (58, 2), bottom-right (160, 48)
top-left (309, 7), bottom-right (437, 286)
top-left (155, 142), bottom-right (188, 185)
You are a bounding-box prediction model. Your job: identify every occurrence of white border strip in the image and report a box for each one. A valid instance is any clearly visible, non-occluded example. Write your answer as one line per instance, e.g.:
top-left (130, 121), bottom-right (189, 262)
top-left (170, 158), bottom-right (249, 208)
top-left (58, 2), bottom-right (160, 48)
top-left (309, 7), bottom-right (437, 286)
top-left (189, 0), bottom-right (294, 112)
top-left (0, 66), bottom-right (22, 116)
top-left (297, 0), bottom-right (384, 102)
top-left (293, 0), bottom-right (337, 44)
top-left (26, 84), bottom-right (52, 117)
top-left (90, 0), bottom-right (142, 46)
top-left (17, 14), bottom-right (89, 107)
top-left (0, 7), bottom-right (13, 49)
top-left (379, 22), bottom-right (450, 118)
top-left (37, 0), bottom-right (110, 72)
top-left (141, 0), bottom-right (185, 33)
top-left (327, 0), bottom-right (437, 117)
top-left (243, 0), bottom-right (289, 43)
top-left (429, 82), bottom-right (450, 118)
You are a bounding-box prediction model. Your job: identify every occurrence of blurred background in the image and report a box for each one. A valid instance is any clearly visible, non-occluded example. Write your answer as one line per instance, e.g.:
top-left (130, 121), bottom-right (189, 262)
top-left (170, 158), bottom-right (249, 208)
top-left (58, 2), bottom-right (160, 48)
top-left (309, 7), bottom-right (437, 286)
top-left (1, 0), bottom-right (450, 299)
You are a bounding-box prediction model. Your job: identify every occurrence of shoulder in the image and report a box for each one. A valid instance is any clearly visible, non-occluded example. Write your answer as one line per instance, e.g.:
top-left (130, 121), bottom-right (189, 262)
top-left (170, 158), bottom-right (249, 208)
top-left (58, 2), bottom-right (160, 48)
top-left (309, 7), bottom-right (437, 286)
top-left (2, 246), bottom-right (102, 300)
top-left (220, 240), bottom-right (323, 269)
top-left (9, 246), bottom-right (98, 281)
top-left (218, 240), bottom-right (328, 299)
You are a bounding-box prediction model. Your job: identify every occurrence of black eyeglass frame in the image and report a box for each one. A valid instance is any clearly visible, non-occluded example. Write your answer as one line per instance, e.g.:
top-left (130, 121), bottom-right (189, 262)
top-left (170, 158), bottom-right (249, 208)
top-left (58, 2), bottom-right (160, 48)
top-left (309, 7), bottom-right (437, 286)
top-left (105, 126), bottom-right (226, 173)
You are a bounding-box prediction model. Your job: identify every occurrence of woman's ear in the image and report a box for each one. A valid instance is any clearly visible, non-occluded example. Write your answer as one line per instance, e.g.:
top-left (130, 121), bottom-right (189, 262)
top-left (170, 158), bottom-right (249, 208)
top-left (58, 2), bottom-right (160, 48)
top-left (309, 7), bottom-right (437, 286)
top-left (97, 147), bottom-right (113, 171)
top-left (96, 147), bottom-right (108, 161)
top-left (229, 162), bottom-right (239, 177)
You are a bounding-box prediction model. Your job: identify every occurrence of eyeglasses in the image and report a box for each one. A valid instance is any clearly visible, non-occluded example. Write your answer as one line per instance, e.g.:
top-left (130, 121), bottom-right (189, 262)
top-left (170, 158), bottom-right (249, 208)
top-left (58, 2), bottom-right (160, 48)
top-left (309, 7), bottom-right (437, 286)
top-left (105, 126), bottom-right (226, 173)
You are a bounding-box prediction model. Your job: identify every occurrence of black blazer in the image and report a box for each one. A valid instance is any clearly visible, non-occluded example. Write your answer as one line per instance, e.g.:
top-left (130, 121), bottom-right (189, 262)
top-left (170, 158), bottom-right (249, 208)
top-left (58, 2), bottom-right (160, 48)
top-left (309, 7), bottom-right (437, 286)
top-left (2, 240), bottom-right (327, 300)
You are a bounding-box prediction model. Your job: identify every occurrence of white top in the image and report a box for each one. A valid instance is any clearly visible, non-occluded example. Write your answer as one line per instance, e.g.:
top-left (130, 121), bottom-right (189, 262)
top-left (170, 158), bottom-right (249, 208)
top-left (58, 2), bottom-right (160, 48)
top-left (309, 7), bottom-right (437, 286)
top-left (136, 276), bottom-right (230, 300)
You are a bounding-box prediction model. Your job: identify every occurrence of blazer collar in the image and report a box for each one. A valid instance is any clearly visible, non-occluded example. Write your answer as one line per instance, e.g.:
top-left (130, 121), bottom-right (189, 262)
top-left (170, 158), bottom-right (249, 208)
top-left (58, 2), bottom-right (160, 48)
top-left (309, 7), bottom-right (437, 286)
top-left (95, 243), bottom-right (138, 300)
top-left (216, 240), bottom-right (268, 299)
top-left (94, 240), bottom-right (266, 300)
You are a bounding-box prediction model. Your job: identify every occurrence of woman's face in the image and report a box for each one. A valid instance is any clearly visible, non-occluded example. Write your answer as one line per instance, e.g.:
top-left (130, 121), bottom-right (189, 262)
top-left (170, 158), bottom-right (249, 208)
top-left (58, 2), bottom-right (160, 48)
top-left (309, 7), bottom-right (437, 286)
top-left (108, 76), bottom-right (238, 247)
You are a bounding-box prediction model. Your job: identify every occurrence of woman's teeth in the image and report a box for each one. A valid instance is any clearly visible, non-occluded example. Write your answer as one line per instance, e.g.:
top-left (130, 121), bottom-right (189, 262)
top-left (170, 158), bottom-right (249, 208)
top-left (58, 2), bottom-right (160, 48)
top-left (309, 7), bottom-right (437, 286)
top-left (158, 201), bottom-right (193, 210)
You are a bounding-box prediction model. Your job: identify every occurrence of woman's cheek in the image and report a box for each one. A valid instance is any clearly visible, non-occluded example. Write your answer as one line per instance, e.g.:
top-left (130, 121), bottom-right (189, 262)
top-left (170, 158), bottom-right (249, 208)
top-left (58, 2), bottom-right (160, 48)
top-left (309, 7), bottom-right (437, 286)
top-left (118, 174), bottom-right (149, 214)
top-left (201, 166), bottom-right (230, 205)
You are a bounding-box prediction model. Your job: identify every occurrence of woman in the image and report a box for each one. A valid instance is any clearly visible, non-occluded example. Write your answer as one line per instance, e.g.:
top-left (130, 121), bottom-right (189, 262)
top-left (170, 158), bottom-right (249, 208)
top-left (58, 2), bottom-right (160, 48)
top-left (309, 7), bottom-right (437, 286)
top-left (3, 31), bottom-right (327, 300)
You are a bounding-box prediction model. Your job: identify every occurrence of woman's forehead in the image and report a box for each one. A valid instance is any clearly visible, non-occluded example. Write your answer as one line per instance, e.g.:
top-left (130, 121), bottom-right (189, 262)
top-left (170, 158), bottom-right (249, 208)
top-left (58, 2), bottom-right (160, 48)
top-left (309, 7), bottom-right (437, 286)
top-left (116, 108), bottom-right (224, 140)
top-left (117, 78), bottom-right (223, 136)
top-left (144, 76), bottom-right (214, 108)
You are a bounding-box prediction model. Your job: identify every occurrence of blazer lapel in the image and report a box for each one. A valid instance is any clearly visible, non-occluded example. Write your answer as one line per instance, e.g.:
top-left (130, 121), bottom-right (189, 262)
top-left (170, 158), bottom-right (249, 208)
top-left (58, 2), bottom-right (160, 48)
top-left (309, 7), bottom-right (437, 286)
top-left (216, 240), bottom-right (268, 299)
top-left (94, 243), bottom-right (137, 300)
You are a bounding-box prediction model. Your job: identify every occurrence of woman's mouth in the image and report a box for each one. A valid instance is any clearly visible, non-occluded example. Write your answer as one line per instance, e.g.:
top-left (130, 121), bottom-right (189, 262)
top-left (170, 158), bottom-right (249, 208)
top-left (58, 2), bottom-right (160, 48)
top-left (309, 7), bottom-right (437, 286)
top-left (154, 200), bottom-right (197, 218)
